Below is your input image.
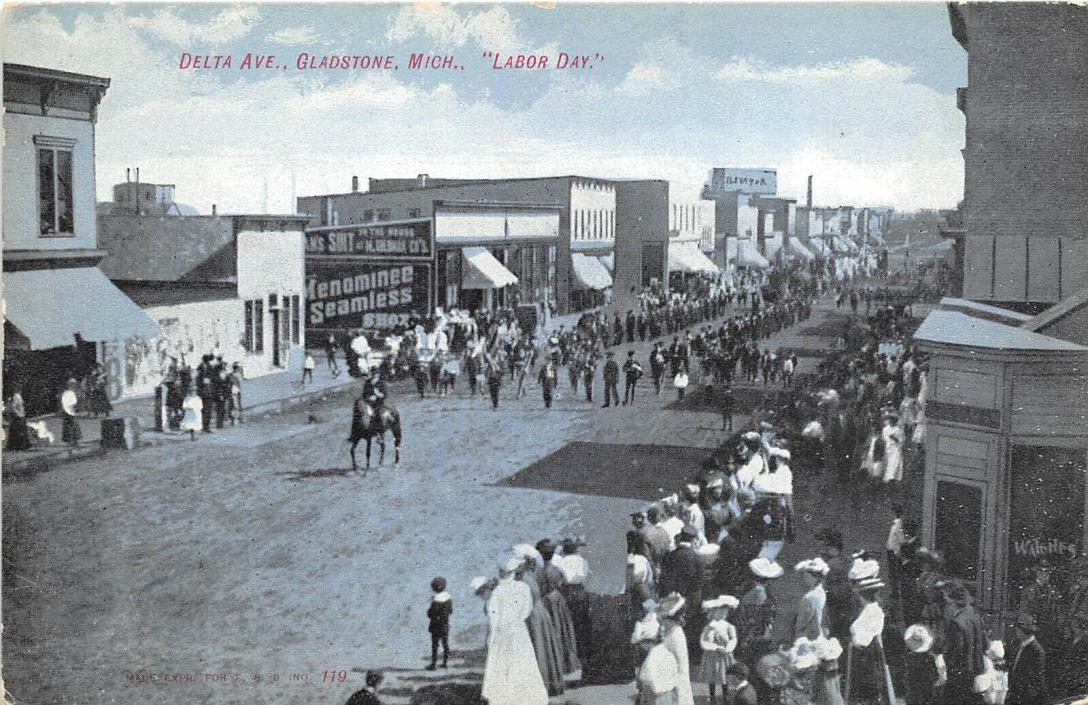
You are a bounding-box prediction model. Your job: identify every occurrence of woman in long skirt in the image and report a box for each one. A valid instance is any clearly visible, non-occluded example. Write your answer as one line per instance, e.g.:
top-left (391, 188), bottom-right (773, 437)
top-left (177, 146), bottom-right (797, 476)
top-left (515, 547), bottom-right (567, 696)
top-left (5, 388), bottom-right (32, 451)
top-left (482, 559), bottom-right (549, 705)
top-left (536, 539), bottom-right (582, 679)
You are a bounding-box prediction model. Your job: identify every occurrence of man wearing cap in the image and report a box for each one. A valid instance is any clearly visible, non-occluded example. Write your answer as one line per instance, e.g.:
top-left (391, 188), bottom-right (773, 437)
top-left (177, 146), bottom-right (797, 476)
top-left (942, 579), bottom-right (988, 705)
top-left (1007, 612), bottom-right (1046, 705)
top-left (602, 351), bottom-right (620, 408)
top-left (793, 558), bottom-right (830, 642)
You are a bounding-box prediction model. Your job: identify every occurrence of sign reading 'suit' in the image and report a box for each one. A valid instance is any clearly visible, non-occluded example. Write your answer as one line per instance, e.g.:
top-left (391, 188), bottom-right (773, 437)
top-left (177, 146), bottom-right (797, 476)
top-left (305, 219), bottom-right (435, 334)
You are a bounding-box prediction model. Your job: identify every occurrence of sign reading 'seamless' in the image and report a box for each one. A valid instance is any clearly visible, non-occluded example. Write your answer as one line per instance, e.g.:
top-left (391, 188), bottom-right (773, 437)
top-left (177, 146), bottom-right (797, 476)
top-left (306, 263), bottom-right (432, 330)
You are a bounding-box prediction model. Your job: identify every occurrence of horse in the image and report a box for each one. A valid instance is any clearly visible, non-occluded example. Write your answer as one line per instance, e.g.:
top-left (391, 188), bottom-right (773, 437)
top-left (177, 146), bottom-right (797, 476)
top-left (349, 396), bottom-right (402, 471)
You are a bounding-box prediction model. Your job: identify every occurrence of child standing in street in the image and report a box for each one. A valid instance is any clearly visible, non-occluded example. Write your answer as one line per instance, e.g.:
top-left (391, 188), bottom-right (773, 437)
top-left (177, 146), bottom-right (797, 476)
top-left (427, 576), bottom-right (452, 670)
top-left (302, 353), bottom-right (316, 384)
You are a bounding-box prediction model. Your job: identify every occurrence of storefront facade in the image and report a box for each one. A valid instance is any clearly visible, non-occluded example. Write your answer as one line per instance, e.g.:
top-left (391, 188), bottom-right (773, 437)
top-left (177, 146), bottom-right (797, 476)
top-left (914, 307), bottom-right (1088, 626)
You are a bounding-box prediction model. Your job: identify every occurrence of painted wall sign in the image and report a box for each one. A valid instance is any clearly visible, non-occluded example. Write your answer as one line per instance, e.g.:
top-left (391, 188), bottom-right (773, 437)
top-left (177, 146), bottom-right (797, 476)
top-left (305, 220), bottom-right (433, 260)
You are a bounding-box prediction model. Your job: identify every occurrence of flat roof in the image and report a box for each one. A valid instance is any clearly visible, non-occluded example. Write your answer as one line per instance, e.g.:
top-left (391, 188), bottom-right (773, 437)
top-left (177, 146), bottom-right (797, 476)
top-left (939, 297), bottom-right (1033, 325)
top-left (914, 309), bottom-right (1088, 352)
top-left (299, 174), bottom-right (619, 200)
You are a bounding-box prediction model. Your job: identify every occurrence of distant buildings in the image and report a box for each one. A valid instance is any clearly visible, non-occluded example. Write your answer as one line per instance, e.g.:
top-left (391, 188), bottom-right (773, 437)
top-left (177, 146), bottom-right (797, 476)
top-left (2, 64), bottom-right (158, 415)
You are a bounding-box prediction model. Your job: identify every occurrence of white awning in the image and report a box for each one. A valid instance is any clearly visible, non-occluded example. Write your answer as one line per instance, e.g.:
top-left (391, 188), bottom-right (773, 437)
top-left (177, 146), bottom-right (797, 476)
top-left (461, 246), bottom-right (518, 289)
top-left (736, 239), bottom-right (770, 269)
top-left (571, 252), bottom-right (613, 290)
top-left (597, 253), bottom-right (614, 273)
top-left (787, 238), bottom-right (815, 261)
top-left (669, 240), bottom-right (719, 274)
top-left (4, 266), bottom-right (160, 350)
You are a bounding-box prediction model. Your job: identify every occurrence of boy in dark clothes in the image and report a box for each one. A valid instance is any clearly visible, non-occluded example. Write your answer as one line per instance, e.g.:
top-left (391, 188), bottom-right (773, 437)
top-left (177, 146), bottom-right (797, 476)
top-left (427, 576), bottom-right (452, 670)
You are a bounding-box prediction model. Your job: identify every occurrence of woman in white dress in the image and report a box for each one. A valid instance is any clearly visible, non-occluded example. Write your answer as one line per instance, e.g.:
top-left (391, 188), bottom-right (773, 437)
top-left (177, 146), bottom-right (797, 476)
top-left (482, 557), bottom-right (549, 705)
top-left (880, 412), bottom-right (905, 484)
top-left (180, 387), bottom-right (203, 440)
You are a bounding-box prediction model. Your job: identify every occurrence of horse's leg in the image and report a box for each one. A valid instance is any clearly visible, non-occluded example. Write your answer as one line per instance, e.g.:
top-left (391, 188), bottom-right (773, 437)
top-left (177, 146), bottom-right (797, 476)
top-left (393, 426), bottom-right (401, 468)
top-left (366, 437), bottom-right (372, 469)
top-left (350, 439), bottom-right (358, 472)
top-left (378, 432), bottom-right (386, 465)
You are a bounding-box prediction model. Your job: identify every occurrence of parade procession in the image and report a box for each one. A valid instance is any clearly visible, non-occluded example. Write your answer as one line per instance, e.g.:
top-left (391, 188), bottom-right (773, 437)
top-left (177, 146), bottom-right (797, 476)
top-left (3, 3), bottom-right (1088, 705)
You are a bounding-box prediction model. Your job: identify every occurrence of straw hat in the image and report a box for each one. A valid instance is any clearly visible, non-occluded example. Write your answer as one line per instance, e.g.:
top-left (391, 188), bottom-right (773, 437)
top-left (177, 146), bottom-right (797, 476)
top-left (659, 593), bottom-right (686, 618)
top-left (749, 557), bottom-right (785, 579)
top-left (904, 624), bottom-right (934, 653)
top-left (848, 558), bottom-right (880, 581)
top-left (795, 557), bottom-right (831, 576)
top-left (812, 637), bottom-right (843, 662)
top-left (790, 638), bottom-right (819, 670)
top-left (701, 595), bottom-right (740, 611)
top-left (630, 615), bottom-right (662, 644)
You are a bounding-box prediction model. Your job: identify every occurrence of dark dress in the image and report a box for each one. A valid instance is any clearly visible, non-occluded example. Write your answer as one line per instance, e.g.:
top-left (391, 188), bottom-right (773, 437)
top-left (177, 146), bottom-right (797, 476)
top-left (5, 395), bottom-right (32, 451)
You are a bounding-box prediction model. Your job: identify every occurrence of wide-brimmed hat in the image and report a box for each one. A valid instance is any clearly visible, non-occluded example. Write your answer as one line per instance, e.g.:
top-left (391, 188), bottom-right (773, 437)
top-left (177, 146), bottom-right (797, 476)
top-left (469, 576), bottom-right (490, 593)
top-left (630, 615), bottom-right (662, 644)
top-left (790, 638), bottom-right (819, 670)
top-left (855, 576), bottom-right (885, 592)
top-left (768, 447), bottom-right (791, 460)
top-left (499, 555), bottom-right (524, 573)
top-left (659, 593), bottom-right (686, 618)
top-left (904, 624), bottom-right (934, 653)
top-left (512, 543), bottom-right (543, 566)
top-left (677, 527), bottom-right (699, 543)
top-left (795, 557), bottom-right (831, 576)
top-left (749, 557), bottom-right (785, 579)
top-left (848, 558), bottom-right (880, 581)
top-left (701, 595), bottom-right (740, 611)
top-left (812, 637), bottom-right (843, 662)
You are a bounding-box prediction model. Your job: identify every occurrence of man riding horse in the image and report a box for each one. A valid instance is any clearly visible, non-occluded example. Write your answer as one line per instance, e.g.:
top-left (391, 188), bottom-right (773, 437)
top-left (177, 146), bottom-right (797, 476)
top-left (350, 370), bottom-right (402, 471)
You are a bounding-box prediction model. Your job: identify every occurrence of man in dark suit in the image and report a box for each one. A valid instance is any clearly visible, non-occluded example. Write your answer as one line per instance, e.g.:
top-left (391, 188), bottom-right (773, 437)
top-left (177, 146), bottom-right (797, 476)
top-left (601, 352), bottom-right (620, 408)
top-left (1007, 613), bottom-right (1047, 705)
top-left (660, 527), bottom-right (705, 659)
top-left (538, 355), bottom-right (559, 409)
top-left (943, 579), bottom-right (989, 705)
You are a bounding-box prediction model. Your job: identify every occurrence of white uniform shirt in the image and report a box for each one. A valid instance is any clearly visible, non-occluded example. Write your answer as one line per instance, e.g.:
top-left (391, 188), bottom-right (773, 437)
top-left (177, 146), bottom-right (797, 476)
top-left (61, 389), bottom-right (78, 416)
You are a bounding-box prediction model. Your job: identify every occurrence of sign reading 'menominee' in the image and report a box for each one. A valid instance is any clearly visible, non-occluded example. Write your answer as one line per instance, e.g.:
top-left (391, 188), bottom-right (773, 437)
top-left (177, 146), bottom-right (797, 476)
top-left (304, 219), bottom-right (435, 333)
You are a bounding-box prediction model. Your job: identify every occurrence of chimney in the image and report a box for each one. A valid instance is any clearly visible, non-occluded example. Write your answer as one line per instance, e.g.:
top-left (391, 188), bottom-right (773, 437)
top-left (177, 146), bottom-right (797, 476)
top-left (135, 167), bottom-right (141, 214)
top-left (806, 175), bottom-right (813, 209)
top-left (417, 173), bottom-right (429, 187)
top-left (351, 175), bottom-right (359, 192)
top-left (212, 203), bottom-right (217, 217)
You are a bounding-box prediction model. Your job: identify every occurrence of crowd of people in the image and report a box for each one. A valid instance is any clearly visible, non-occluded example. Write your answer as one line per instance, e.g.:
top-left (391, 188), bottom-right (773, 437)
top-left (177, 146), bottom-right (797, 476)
top-left (160, 355), bottom-right (245, 439)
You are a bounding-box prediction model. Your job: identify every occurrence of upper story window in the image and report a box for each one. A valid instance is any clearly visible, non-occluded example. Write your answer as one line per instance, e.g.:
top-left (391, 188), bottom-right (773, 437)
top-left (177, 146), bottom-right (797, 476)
top-left (35, 136), bottom-right (77, 237)
top-left (376, 209), bottom-right (391, 221)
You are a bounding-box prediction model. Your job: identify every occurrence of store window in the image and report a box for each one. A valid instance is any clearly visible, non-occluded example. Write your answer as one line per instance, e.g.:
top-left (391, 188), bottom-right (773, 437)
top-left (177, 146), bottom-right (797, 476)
top-left (244, 299), bottom-right (264, 353)
top-left (290, 294), bottom-right (300, 344)
top-left (1007, 445), bottom-right (1085, 611)
top-left (37, 144), bottom-right (75, 236)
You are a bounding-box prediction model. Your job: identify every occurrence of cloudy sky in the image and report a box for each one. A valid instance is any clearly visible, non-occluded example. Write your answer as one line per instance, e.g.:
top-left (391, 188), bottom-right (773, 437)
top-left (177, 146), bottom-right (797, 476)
top-left (4, 2), bottom-right (966, 214)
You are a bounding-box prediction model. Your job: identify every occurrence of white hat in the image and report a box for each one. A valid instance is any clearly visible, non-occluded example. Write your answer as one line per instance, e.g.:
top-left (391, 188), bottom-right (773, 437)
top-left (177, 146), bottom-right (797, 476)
top-left (469, 576), bottom-right (489, 592)
top-left (684, 483), bottom-right (701, 495)
top-left (790, 638), bottom-right (819, 670)
top-left (812, 636), bottom-right (843, 662)
top-left (660, 493), bottom-right (679, 506)
top-left (742, 431), bottom-right (762, 442)
top-left (513, 543), bottom-right (543, 566)
top-left (904, 624), bottom-right (934, 653)
top-left (500, 556), bottom-right (524, 573)
top-left (749, 557), bottom-right (785, 579)
top-left (795, 557), bottom-right (831, 576)
top-left (856, 576), bottom-right (885, 592)
top-left (659, 592), bottom-right (686, 618)
top-left (848, 558), bottom-right (880, 581)
top-left (701, 595), bottom-right (740, 611)
top-left (630, 615), bottom-right (661, 644)
top-left (985, 640), bottom-right (1005, 661)
top-left (768, 447), bottom-right (791, 460)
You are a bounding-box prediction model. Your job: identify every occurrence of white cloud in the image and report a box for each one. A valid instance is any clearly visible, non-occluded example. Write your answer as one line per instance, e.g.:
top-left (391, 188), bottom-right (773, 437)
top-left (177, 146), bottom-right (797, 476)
top-left (387, 4), bottom-right (534, 56)
top-left (267, 26), bottom-right (322, 46)
top-left (127, 6), bottom-right (260, 46)
top-left (716, 56), bottom-right (915, 83)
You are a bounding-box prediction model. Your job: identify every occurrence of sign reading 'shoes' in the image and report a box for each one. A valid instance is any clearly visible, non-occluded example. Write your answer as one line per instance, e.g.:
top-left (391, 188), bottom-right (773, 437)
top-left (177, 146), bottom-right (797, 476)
top-left (707, 167), bottom-right (777, 195)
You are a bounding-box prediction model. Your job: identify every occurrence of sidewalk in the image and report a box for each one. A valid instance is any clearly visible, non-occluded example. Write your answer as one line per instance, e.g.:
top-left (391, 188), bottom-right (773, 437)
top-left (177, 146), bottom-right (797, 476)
top-left (2, 362), bottom-right (363, 475)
